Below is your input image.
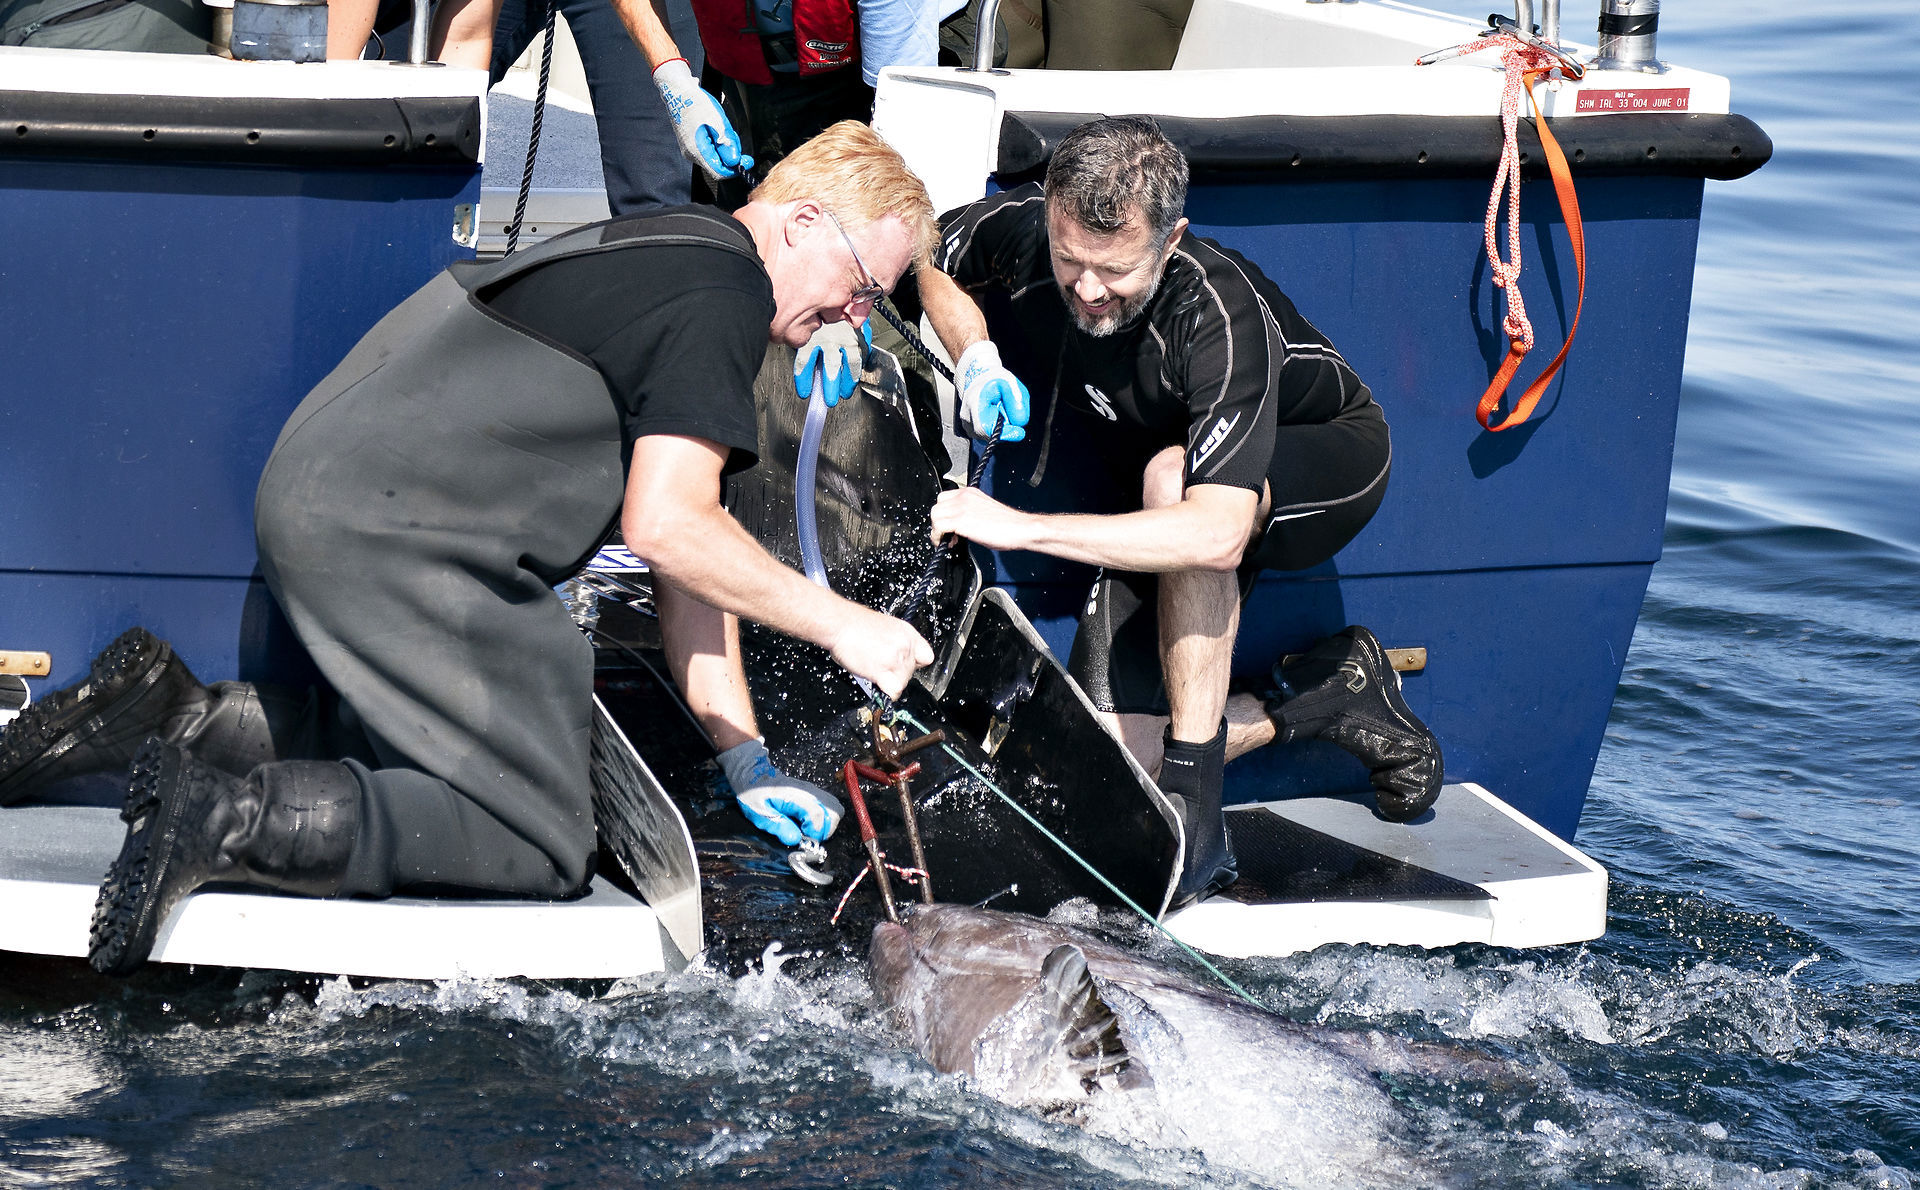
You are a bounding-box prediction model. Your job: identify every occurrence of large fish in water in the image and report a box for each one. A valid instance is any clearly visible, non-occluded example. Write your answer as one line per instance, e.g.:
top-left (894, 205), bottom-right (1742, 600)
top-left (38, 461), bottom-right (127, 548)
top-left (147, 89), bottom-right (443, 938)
top-left (870, 903), bottom-right (1475, 1183)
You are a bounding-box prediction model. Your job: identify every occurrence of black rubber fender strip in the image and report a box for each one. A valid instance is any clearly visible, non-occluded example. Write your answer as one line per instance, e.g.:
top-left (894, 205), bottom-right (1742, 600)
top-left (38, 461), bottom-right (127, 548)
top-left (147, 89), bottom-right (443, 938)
top-left (0, 91), bottom-right (482, 166)
top-left (1597, 11), bottom-right (1658, 36)
top-left (997, 110), bottom-right (1772, 183)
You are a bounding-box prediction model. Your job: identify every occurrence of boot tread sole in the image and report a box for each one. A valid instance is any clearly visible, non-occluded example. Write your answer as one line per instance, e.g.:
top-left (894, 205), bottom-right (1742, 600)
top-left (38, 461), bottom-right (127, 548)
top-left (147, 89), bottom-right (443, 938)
top-left (0, 628), bottom-right (166, 804)
top-left (89, 739), bottom-right (189, 976)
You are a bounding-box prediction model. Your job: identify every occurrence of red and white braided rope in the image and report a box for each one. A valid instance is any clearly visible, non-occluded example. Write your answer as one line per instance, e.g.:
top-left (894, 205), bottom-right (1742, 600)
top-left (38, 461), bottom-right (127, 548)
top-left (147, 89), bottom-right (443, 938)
top-left (829, 859), bottom-right (929, 925)
top-left (1454, 32), bottom-right (1565, 353)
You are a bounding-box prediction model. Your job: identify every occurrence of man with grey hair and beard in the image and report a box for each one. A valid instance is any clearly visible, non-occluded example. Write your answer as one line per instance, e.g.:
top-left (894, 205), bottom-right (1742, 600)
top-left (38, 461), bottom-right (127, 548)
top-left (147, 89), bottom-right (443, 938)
top-left (919, 115), bottom-right (1441, 908)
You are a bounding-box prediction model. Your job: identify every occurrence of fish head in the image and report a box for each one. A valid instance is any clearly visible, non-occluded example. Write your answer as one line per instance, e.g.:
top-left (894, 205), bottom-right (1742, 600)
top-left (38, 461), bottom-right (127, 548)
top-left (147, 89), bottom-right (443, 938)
top-left (867, 904), bottom-right (1140, 1098)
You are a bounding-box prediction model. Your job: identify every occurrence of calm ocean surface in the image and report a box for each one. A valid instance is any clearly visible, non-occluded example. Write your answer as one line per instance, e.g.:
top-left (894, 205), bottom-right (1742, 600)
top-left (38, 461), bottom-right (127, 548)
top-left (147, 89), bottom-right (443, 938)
top-left (5, 2), bottom-right (1917, 1185)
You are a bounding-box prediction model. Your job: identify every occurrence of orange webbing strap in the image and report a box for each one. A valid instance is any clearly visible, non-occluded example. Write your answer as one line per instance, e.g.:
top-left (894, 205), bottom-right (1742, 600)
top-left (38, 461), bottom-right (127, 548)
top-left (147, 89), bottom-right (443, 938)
top-left (1477, 67), bottom-right (1587, 432)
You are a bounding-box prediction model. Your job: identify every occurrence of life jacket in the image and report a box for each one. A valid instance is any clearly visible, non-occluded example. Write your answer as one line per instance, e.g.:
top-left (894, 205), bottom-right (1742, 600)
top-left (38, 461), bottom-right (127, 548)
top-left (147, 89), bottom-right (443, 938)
top-left (690, 0), bottom-right (858, 86)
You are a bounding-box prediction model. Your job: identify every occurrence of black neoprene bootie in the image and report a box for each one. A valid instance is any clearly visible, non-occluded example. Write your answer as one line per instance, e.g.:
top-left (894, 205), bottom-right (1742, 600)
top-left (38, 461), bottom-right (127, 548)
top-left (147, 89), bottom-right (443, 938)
top-left (1265, 626), bottom-right (1442, 822)
top-left (89, 740), bottom-right (360, 976)
top-left (0, 628), bottom-right (298, 805)
top-left (1160, 722), bottom-right (1238, 910)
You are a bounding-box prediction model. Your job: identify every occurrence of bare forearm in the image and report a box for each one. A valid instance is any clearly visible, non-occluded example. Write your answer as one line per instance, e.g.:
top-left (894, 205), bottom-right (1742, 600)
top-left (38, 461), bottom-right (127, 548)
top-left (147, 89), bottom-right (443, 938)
top-left (917, 265), bottom-right (989, 361)
top-left (932, 486), bottom-right (1259, 573)
top-left (325, 0), bottom-right (378, 58)
top-left (1017, 506), bottom-right (1247, 572)
top-left (627, 434), bottom-right (932, 696)
top-left (610, 0), bottom-right (681, 67)
top-left (630, 501), bottom-right (865, 647)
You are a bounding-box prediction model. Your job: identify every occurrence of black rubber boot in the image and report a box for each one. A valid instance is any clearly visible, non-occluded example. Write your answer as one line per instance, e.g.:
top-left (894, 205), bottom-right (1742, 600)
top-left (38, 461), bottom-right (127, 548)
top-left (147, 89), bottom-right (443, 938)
top-left (178, 683), bottom-right (314, 778)
top-left (1159, 722), bottom-right (1238, 910)
top-left (88, 740), bottom-right (360, 976)
top-left (1265, 626), bottom-right (1443, 822)
top-left (0, 628), bottom-right (298, 805)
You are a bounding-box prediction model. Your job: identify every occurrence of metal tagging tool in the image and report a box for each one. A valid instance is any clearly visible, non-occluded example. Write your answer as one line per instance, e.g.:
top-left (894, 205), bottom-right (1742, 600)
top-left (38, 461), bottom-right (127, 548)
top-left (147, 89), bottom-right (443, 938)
top-left (788, 839), bottom-right (834, 886)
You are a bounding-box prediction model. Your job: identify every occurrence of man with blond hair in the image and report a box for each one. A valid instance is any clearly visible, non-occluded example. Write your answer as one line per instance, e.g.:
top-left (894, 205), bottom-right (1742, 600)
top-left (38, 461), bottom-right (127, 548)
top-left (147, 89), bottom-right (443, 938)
top-left (16, 122), bottom-right (936, 975)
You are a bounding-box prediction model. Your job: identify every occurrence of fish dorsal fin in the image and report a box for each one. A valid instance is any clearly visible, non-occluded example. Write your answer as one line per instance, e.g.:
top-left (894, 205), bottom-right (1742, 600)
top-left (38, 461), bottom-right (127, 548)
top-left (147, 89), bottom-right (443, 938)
top-left (1039, 944), bottom-right (1130, 1088)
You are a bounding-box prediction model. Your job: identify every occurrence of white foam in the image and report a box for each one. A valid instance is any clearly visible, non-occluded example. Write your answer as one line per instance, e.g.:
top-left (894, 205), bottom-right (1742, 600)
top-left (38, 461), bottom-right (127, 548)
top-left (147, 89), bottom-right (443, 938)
top-left (244, 923), bottom-right (1903, 1189)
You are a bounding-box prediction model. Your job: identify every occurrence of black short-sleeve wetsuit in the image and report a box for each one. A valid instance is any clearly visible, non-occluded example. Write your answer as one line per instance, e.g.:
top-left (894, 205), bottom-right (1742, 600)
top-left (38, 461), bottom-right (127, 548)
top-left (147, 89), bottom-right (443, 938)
top-left (938, 182), bottom-right (1392, 714)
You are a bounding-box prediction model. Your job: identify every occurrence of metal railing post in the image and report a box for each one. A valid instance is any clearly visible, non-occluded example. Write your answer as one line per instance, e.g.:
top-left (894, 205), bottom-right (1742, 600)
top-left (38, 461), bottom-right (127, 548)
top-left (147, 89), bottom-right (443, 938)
top-left (408, 0), bottom-right (431, 63)
top-left (967, 0), bottom-right (1003, 72)
top-left (1589, 0), bottom-right (1665, 73)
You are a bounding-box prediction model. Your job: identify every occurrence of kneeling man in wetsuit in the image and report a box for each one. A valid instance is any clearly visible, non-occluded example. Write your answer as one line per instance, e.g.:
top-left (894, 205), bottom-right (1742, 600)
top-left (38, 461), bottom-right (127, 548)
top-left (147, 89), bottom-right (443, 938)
top-left (0, 121), bottom-right (936, 974)
top-left (920, 116), bottom-right (1442, 908)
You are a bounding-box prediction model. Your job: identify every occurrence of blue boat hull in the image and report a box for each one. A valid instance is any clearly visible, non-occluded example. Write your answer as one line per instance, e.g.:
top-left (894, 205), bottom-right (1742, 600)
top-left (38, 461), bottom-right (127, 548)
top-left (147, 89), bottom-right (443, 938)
top-left (2, 59), bottom-right (1747, 849)
top-left (2, 145), bottom-right (479, 687)
top-left (981, 173), bottom-right (1707, 839)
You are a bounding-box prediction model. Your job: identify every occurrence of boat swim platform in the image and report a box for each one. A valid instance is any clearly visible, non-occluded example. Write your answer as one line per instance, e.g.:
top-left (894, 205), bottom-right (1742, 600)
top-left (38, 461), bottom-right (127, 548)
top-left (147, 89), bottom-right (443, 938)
top-left (0, 782), bottom-right (1604, 977)
top-left (1167, 782), bottom-right (1608, 958)
top-left (0, 803), bottom-right (683, 981)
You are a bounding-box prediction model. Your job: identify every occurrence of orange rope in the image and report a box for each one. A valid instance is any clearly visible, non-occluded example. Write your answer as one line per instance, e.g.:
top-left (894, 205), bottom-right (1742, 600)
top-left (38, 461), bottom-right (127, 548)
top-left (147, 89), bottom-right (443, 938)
top-left (1450, 34), bottom-right (1588, 432)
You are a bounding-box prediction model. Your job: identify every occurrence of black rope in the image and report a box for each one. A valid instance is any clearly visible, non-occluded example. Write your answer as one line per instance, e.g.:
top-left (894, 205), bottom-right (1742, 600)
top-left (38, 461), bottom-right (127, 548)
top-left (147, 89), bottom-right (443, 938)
top-left (871, 297), bottom-right (955, 384)
top-left (888, 415), bottom-right (1001, 625)
top-left (865, 293), bottom-right (1007, 721)
top-left (503, 0), bottom-right (558, 257)
top-left (868, 294), bottom-right (1005, 635)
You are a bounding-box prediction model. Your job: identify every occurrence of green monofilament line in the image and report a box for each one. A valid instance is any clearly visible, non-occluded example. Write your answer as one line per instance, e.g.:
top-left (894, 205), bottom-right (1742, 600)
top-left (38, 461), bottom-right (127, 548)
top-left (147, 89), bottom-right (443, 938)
top-left (892, 708), bottom-right (1267, 1013)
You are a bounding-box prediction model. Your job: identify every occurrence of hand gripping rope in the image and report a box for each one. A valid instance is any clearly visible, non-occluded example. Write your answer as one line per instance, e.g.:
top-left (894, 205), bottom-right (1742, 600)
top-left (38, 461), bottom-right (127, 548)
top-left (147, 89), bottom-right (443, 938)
top-left (862, 296), bottom-right (1006, 717)
top-left (1419, 18), bottom-right (1588, 432)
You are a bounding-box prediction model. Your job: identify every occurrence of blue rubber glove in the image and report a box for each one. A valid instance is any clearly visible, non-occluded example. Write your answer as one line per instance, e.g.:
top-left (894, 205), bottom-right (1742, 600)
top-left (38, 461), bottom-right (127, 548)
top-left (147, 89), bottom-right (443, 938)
top-left (652, 58), bottom-right (753, 180)
top-left (954, 341), bottom-right (1031, 443)
top-left (719, 739), bottom-right (844, 847)
top-left (794, 321), bottom-right (872, 405)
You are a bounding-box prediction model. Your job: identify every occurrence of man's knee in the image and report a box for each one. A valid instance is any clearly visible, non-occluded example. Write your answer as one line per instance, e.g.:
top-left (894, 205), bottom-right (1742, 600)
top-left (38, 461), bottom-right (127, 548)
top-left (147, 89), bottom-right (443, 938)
top-left (1141, 445), bottom-right (1185, 510)
top-left (1144, 449), bottom-right (1264, 557)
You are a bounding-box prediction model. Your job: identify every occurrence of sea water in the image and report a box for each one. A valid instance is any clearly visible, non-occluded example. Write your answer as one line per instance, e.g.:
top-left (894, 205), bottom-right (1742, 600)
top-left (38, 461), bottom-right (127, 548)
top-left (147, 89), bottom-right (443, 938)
top-left (4, 1), bottom-right (1917, 1184)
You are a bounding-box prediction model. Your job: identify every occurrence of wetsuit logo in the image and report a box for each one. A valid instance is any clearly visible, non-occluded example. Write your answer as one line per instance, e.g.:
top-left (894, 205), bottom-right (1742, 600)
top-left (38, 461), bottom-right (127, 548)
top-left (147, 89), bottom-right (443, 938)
top-left (1083, 384), bottom-right (1118, 420)
top-left (1192, 411), bottom-right (1241, 466)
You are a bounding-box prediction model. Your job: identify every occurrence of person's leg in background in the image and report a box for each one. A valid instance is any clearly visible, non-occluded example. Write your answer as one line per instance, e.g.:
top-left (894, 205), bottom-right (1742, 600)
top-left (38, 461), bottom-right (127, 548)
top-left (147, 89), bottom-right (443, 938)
top-left (432, 0), bottom-right (504, 66)
top-left (721, 64), bottom-right (873, 176)
top-left (491, 0), bottom-right (705, 212)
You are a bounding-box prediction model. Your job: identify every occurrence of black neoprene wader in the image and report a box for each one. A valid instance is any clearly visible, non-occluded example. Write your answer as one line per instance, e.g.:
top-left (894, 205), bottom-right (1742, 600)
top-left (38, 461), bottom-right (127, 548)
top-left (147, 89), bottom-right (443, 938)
top-left (254, 213), bottom-right (762, 899)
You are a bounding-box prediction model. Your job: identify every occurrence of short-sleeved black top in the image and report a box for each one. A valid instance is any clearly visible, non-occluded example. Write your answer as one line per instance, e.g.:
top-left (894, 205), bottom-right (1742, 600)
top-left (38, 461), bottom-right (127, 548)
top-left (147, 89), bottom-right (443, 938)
top-left (481, 206), bottom-right (775, 470)
top-left (937, 183), bottom-right (1375, 493)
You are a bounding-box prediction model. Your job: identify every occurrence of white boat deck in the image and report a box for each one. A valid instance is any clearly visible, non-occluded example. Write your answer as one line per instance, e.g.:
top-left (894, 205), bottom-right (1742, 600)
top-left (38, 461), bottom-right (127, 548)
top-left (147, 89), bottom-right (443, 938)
top-left (0, 780), bottom-right (1605, 977)
top-left (1169, 782), bottom-right (1607, 957)
top-left (0, 803), bottom-right (679, 980)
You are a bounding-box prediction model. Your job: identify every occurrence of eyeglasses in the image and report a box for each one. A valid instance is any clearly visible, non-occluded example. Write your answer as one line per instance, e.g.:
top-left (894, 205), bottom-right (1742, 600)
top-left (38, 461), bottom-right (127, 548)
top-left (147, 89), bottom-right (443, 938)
top-left (826, 209), bottom-right (887, 308)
